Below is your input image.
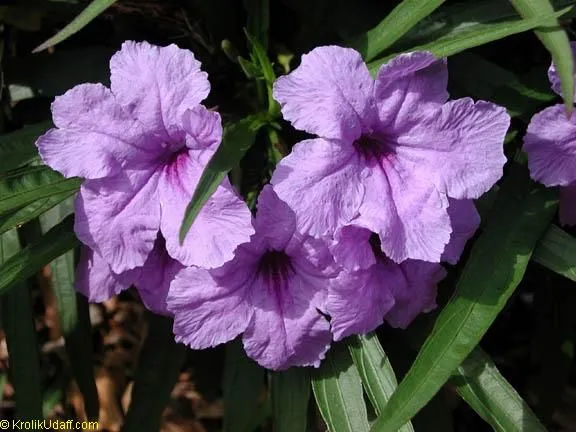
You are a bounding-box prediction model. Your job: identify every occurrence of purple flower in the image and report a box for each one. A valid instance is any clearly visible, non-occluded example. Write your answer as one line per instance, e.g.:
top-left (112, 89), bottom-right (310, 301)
top-left (36, 41), bottom-right (254, 274)
top-left (76, 237), bottom-right (183, 315)
top-left (271, 46), bottom-right (509, 263)
top-left (167, 186), bottom-right (335, 370)
top-left (524, 42), bottom-right (576, 225)
top-left (326, 199), bottom-right (478, 340)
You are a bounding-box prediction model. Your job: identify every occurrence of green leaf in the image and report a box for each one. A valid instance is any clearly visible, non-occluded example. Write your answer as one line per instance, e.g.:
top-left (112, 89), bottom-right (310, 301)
top-left (0, 229), bottom-right (43, 420)
top-left (0, 166), bottom-right (81, 216)
top-left (509, 0), bottom-right (575, 112)
top-left (64, 294), bottom-right (100, 421)
top-left (373, 165), bottom-right (558, 432)
top-left (312, 343), bottom-right (370, 432)
top-left (389, 0), bottom-right (574, 51)
top-left (32, 0), bottom-right (117, 53)
top-left (123, 313), bottom-right (187, 432)
top-left (452, 348), bottom-right (546, 431)
top-left (449, 53), bottom-right (555, 117)
top-left (179, 115), bottom-right (267, 243)
top-left (349, 0), bottom-right (446, 62)
top-left (0, 190), bottom-right (75, 236)
top-left (0, 215), bottom-right (79, 295)
top-left (348, 333), bottom-right (414, 432)
top-left (39, 199), bottom-right (99, 421)
top-left (0, 122), bottom-right (48, 173)
top-left (533, 224), bottom-right (576, 282)
top-left (367, 6), bottom-right (572, 75)
top-left (223, 340), bottom-right (266, 432)
top-left (244, 0), bottom-right (270, 51)
top-left (271, 368), bottom-right (310, 432)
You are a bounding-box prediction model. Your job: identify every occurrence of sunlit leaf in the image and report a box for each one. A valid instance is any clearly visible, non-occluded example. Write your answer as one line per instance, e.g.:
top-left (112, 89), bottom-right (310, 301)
top-left (0, 166), bottom-right (81, 216)
top-left (509, 0), bottom-right (574, 112)
top-left (349, 0), bottom-right (446, 62)
top-left (373, 165), bottom-right (558, 431)
top-left (348, 333), bottom-right (414, 432)
top-left (0, 190), bottom-right (75, 236)
top-left (33, 0), bottom-right (117, 53)
top-left (367, 6), bottom-right (571, 75)
top-left (453, 348), bottom-right (546, 431)
top-left (179, 115), bottom-right (267, 243)
top-left (533, 224), bottom-right (576, 282)
top-left (312, 343), bottom-right (370, 432)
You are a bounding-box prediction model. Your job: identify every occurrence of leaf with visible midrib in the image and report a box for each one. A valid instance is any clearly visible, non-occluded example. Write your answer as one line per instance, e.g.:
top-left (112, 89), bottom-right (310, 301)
top-left (0, 215), bottom-right (79, 295)
top-left (349, 0), bottom-right (446, 62)
top-left (453, 348), bottom-right (546, 431)
top-left (372, 165), bottom-right (558, 431)
top-left (0, 190), bottom-right (75, 236)
top-left (312, 343), bottom-right (370, 432)
top-left (533, 224), bottom-right (576, 282)
top-left (0, 165), bottom-right (81, 216)
top-left (367, 6), bottom-right (572, 75)
top-left (179, 115), bottom-right (267, 243)
top-left (348, 333), bottom-right (414, 432)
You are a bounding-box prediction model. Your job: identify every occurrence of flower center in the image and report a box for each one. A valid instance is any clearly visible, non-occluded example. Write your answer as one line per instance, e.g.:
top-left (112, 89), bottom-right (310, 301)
top-left (257, 250), bottom-right (294, 293)
top-left (369, 233), bottom-right (387, 262)
top-left (162, 146), bottom-right (189, 186)
top-left (353, 134), bottom-right (394, 166)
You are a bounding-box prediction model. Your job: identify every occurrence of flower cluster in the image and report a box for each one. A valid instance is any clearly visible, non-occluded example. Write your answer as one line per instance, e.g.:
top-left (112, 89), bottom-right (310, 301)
top-left (523, 42), bottom-right (576, 225)
top-left (36, 42), bottom-right (510, 370)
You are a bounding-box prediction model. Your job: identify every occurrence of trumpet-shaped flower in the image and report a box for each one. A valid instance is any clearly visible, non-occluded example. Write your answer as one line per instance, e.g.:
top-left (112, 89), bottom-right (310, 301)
top-left (36, 41), bottom-right (254, 274)
top-left (167, 186), bottom-right (335, 370)
top-left (271, 46), bottom-right (509, 263)
top-left (524, 42), bottom-right (576, 225)
top-left (76, 236), bottom-right (183, 315)
top-left (327, 199), bottom-right (478, 340)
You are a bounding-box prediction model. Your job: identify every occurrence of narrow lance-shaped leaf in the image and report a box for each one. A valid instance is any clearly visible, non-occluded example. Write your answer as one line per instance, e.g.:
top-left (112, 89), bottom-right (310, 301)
top-left (0, 190), bottom-right (75, 236)
top-left (312, 342), bottom-right (370, 432)
top-left (0, 122), bottom-right (49, 173)
top-left (367, 6), bottom-right (572, 76)
top-left (348, 333), bottom-right (414, 432)
top-left (453, 348), bottom-right (546, 431)
top-left (0, 165), bottom-right (81, 216)
top-left (404, 315), bottom-right (545, 431)
top-left (509, 0), bottom-right (575, 112)
top-left (123, 313), bottom-right (187, 432)
top-left (40, 200), bottom-right (99, 420)
top-left (32, 0), bottom-right (118, 53)
top-left (223, 340), bottom-right (266, 432)
top-left (0, 215), bottom-right (79, 295)
top-left (271, 368), bottom-right (310, 432)
top-left (179, 115), bottom-right (267, 243)
top-left (349, 0), bottom-right (446, 62)
top-left (388, 0), bottom-right (574, 52)
top-left (372, 165), bottom-right (558, 432)
top-left (0, 229), bottom-right (43, 420)
top-left (532, 224), bottom-right (576, 282)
